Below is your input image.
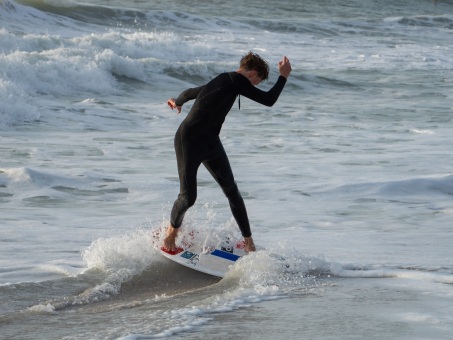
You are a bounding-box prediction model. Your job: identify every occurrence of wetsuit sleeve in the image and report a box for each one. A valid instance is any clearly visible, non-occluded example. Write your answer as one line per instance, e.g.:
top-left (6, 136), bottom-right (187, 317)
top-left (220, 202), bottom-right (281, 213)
top-left (236, 75), bottom-right (287, 107)
top-left (174, 86), bottom-right (205, 106)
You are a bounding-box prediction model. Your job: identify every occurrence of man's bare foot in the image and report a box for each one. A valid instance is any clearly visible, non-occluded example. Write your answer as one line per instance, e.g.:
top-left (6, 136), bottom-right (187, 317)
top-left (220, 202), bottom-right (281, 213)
top-left (244, 236), bottom-right (256, 253)
top-left (162, 225), bottom-right (179, 252)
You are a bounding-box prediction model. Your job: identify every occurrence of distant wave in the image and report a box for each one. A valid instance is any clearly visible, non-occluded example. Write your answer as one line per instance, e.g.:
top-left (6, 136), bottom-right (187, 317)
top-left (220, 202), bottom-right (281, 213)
top-left (331, 262), bottom-right (453, 284)
top-left (328, 174), bottom-right (453, 197)
top-left (6, 0), bottom-right (256, 32)
top-left (1, 1), bottom-right (244, 126)
top-left (0, 9), bottom-right (213, 126)
top-left (386, 14), bottom-right (453, 30)
top-left (0, 167), bottom-right (128, 203)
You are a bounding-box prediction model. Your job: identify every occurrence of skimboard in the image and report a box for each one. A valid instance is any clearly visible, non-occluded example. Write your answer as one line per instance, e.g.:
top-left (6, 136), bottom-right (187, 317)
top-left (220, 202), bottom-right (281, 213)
top-left (154, 230), bottom-right (248, 278)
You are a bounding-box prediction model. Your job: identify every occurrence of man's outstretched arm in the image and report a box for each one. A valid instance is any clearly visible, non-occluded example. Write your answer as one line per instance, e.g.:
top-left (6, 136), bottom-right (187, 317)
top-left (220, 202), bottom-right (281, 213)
top-left (167, 85), bottom-right (204, 114)
top-left (237, 56), bottom-right (292, 107)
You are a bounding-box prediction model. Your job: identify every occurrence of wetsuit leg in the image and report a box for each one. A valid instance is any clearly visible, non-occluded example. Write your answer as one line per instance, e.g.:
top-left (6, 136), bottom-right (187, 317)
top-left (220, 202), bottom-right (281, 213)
top-left (170, 130), bottom-right (201, 228)
top-left (203, 141), bottom-right (252, 237)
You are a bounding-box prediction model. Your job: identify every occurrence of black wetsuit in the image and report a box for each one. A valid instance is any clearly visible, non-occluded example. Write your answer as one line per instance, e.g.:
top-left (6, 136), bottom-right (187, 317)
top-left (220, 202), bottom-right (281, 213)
top-left (170, 71), bottom-right (287, 237)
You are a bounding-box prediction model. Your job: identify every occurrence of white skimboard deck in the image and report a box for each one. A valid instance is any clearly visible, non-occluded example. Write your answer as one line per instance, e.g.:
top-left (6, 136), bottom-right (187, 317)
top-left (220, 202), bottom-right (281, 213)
top-left (153, 230), bottom-right (249, 278)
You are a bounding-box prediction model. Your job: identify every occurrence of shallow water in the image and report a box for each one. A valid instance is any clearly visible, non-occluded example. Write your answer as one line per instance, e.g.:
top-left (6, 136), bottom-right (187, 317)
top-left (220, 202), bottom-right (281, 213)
top-left (1, 0), bottom-right (453, 338)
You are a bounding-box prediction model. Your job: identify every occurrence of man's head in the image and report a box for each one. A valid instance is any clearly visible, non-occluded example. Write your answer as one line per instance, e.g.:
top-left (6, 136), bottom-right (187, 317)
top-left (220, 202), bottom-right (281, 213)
top-left (239, 52), bottom-right (270, 83)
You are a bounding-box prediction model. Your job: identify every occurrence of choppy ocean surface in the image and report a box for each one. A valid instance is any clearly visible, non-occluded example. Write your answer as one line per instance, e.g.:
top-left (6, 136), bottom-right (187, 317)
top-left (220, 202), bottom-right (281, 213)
top-left (1, 0), bottom-right (453, 338)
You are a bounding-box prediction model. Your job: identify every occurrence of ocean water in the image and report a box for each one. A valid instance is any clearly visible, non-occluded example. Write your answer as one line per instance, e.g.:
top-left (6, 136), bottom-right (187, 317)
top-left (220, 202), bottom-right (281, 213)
top-left (1, 0), bottom-right (453, 338)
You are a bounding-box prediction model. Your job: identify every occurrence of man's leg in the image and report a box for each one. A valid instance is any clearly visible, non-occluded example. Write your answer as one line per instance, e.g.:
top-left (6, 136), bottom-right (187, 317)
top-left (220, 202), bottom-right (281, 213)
top-left (164, 133), bottom-right (200, 251)
top-left (203, 142), bottom-right (256, 252)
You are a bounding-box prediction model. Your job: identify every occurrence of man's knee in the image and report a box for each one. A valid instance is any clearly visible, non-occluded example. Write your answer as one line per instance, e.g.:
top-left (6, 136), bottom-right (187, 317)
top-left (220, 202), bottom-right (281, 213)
top-left (179, 191), bottom-right (197, 209)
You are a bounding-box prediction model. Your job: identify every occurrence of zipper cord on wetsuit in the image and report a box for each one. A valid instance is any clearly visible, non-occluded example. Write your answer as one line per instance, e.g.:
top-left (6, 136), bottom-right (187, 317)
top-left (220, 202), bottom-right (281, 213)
top-left (238, 95), bottom-right (241, 110)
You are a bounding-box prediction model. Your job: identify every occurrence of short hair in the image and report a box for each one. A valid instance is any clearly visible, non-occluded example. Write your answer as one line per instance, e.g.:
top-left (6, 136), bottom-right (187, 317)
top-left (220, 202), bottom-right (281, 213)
top-left (239, 51), bottom-right (269, 81)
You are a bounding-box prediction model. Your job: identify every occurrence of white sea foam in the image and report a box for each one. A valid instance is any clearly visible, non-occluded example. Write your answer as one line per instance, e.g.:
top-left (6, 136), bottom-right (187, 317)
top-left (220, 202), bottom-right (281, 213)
top-left (409, 129), bottom-right (435, 135)
top-left (331, 263), bottom-right (453, 284)
top-left (0, 77), bottom-right (40, 125)
top-left (37, 264), bottom-right (82, 278)
top-left (81, 228), bottom-right (158, 276)
top-left (1, 167), bottom-right (72, 186)
top-left (27, 303), bottom-right (56, 314)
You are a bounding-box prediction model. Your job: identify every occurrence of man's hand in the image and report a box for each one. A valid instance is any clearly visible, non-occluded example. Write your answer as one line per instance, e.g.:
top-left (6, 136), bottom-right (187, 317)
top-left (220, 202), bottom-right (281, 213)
top-left (278, 56), bottom-right (292, 79)
top-left (167, 98), bottom-right (182, 113)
